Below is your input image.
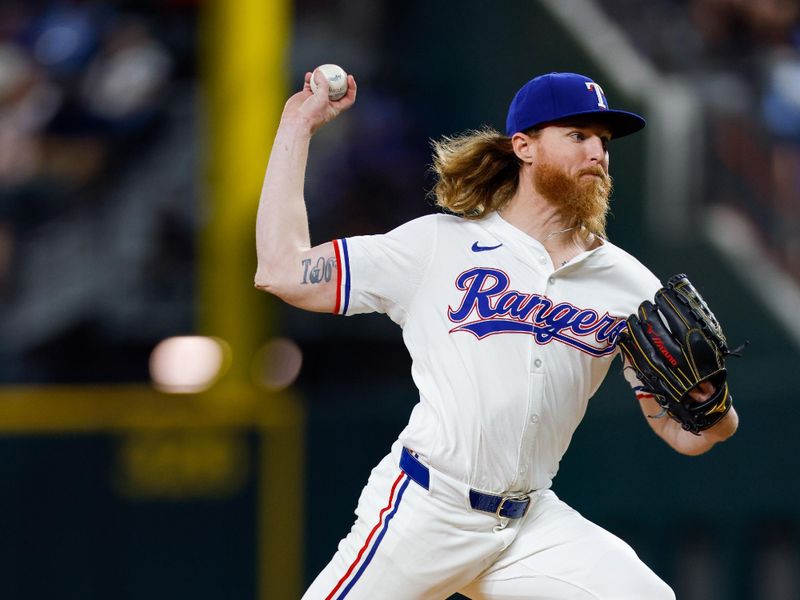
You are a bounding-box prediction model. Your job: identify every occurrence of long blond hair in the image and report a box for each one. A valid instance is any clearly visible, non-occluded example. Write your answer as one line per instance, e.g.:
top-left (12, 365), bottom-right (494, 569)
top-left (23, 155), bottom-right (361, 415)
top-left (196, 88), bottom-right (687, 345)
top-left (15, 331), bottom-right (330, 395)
top-left (430, 127), bottom-right (522, 219)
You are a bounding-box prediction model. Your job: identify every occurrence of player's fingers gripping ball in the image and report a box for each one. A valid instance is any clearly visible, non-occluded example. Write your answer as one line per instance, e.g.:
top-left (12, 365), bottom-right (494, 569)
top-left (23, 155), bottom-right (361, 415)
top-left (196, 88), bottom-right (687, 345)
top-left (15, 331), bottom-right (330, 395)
top-left (617, 274), bottom-right (744, 434)
top-left (310, 64), bottom-right (348, 101)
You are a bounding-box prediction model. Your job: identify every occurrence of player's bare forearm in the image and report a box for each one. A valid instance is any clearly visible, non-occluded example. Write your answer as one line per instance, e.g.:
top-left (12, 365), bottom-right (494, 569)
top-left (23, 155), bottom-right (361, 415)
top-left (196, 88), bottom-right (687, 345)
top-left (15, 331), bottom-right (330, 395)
top-left (640, 396), bottom-right (738, 456)
top-left (254, 70), bottom-right (356, 311)
top-left (255, 117), bottom-right (314, 289)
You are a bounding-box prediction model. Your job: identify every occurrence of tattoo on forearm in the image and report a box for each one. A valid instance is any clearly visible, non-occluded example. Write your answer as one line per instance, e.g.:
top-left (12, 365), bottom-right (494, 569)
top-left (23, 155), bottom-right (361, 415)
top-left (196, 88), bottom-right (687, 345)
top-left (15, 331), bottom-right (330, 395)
top-left (301, 256), bottom-right (337, 284)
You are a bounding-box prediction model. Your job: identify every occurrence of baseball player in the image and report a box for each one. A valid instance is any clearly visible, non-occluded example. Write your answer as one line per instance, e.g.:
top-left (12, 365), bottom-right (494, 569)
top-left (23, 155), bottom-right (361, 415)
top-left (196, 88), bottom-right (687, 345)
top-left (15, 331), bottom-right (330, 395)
top-left (255, 70), bottom-right (739, 599)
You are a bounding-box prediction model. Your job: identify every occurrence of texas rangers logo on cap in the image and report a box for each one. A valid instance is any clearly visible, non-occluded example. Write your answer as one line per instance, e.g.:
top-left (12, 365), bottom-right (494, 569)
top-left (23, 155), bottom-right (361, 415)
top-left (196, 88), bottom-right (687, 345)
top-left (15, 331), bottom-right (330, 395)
top-left (585, 81), bottom-right (607, 109)
top-left (505, 72), bottom-right (645, 138)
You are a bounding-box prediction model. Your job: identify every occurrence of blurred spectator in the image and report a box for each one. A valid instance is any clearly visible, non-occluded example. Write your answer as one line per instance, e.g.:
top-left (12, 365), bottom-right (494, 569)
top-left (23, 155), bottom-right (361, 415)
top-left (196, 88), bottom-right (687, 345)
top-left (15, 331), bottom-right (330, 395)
top-left (80, 17), bottom-right (172, 133)
top-left (0, 41), bottom-right (61, 297)
top-left (0, 42), bottom-right (60, 188)
top-left (762, 55), bottom-right (800, 140)
top-left (688, 0), bottom-right (800, 279)
top-left (603, 0), bottom-right (800, 281)
top-left (0, 1), bottom-right (192, 382)
top-left (688, 0), bottom-right (799, 57)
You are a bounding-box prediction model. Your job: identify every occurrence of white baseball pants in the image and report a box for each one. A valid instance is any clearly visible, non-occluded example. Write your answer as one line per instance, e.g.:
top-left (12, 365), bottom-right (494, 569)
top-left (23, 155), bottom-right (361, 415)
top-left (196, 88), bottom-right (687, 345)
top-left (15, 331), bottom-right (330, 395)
top-left (303, 443), bottom-right (675, 600)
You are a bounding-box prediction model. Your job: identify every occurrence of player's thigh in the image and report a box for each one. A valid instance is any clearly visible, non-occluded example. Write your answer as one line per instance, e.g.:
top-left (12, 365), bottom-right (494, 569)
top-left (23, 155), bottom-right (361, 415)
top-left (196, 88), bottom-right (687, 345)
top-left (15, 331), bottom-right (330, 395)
top-left (460, 491), bottom-right (674, 600)
top-left (303, 452), bottom-right (511, 600)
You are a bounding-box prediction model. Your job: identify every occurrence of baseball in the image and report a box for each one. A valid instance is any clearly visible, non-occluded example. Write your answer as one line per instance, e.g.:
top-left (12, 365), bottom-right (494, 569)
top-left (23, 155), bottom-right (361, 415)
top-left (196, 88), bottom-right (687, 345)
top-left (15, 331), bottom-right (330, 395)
top-left (310, 64), bottom-right (348, 101)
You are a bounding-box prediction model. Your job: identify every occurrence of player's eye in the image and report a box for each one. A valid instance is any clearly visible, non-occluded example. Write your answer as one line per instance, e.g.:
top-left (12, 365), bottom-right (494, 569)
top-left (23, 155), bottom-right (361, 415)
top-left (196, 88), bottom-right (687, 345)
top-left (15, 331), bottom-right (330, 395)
top-left (569, 131), bottom-right (585, 141)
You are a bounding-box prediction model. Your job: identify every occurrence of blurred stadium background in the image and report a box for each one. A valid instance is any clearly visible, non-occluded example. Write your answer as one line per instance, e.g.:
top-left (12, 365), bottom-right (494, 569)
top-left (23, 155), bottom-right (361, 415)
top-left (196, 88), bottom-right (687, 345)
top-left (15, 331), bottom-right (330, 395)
top-left (0, 0), bottom-right (798, 598)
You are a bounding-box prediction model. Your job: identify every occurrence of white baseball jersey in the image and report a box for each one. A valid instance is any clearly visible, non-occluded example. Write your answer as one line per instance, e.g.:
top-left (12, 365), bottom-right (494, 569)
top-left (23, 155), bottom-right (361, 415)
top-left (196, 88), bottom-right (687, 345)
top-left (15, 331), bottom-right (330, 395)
top-left (305, 211), bottom-right (673, 600)
top-left (331, 211), bottom-right (661, 495)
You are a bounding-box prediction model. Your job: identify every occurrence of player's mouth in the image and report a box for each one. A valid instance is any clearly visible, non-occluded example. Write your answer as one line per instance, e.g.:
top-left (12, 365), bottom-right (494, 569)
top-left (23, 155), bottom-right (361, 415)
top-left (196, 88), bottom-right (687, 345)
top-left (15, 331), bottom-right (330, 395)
top-left (578, 168), bottom-right (607, 180)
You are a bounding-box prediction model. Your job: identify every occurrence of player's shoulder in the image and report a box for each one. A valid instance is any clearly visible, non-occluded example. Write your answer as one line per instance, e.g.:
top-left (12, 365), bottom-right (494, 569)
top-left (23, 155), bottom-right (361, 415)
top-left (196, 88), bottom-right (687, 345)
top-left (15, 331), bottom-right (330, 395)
top-left (402, 212), bottom-right (464, 228)
top-left (375, 212), bottom-right (440, 239)
top-left (599, 239), bottom-right (652, 271)
top-left (596, 239), bottom-right (661, 295)
top-left (386, 212), bottom-right (471, 238)
top-left (360, 212), bottom-right (455, 255)
top-left (390, 212), bottom-right (447, 230)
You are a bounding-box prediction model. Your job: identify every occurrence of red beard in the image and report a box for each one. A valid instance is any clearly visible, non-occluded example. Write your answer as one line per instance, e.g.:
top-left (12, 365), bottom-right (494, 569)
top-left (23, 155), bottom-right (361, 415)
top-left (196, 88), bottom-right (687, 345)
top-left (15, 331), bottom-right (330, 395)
top-left (533, 161), bottom-right (613, 238)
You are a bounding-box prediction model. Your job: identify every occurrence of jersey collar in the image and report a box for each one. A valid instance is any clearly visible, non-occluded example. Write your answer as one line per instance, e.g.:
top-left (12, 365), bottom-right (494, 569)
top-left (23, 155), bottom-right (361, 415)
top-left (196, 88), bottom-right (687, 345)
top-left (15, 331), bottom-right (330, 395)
top-left (480, 211), bottom-right (608, 271)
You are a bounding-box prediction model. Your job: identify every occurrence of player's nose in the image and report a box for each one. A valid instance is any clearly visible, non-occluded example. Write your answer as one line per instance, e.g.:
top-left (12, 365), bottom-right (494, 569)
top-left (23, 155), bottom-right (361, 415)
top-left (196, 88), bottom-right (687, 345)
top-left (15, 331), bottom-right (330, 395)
top-left (585, 136), bottom-right (606, 162)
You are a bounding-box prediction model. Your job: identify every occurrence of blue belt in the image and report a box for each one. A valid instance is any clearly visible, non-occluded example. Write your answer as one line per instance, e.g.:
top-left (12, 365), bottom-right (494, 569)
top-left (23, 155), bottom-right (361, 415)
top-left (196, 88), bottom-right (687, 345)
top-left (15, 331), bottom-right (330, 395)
top-left (400, 447), bottom-right (531, 519)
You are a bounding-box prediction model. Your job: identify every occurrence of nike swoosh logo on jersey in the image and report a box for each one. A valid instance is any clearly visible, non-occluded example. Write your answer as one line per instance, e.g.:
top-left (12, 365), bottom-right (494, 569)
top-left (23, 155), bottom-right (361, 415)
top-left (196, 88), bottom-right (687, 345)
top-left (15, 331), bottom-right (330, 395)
top-left (471, 242), bottom-right (503, 252)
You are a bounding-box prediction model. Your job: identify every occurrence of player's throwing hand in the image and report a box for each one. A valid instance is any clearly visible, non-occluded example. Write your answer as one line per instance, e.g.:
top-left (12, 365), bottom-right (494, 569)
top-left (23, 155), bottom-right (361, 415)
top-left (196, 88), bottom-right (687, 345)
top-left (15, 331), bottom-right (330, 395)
top-left (281, 69), bottom-right (357, 134)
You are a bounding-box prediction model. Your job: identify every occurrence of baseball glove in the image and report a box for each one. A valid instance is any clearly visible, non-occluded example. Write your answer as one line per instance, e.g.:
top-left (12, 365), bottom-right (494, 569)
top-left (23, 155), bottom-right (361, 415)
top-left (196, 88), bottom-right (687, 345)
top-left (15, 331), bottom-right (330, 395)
top-left (618, 274), bottom-right (739, 435)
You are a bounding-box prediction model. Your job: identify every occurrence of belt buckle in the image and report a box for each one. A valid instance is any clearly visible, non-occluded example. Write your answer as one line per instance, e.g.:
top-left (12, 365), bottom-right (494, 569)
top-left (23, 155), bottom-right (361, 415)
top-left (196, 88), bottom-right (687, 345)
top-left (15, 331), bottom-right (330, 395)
top-left (495, 494), bottom-right (530, 518)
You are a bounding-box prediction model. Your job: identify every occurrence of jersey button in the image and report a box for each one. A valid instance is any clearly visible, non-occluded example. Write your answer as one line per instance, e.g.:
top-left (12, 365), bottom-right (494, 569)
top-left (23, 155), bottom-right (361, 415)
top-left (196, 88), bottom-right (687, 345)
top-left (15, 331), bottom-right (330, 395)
top-left (530, 414), bottom-right (540, 424)
top-left (548, 276), bottom-right (555, 285)
top-left (534, 358), bottom-right (542, 368)
top-left (538, 255), bottom-right (547, 264)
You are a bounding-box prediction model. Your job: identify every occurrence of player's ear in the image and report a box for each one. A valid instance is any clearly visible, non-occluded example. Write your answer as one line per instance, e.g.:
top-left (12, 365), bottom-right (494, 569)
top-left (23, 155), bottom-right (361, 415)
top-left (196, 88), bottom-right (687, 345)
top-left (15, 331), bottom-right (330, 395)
top-left (511, 132), bottom-right (537, 164)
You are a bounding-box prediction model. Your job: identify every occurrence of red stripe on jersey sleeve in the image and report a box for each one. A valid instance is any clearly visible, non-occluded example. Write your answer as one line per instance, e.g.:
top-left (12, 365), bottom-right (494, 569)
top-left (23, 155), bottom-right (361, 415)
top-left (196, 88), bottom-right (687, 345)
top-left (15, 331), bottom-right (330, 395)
top-left (332, 240), bottom-right (343, 314)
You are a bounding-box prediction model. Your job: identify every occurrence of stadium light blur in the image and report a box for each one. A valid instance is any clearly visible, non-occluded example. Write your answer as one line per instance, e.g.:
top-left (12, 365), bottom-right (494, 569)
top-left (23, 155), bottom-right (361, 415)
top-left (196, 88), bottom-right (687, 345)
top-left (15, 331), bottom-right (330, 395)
top-left (149, 336), bottom-right (231, 393)
top-left (252, 337), bottom-right (303, 391)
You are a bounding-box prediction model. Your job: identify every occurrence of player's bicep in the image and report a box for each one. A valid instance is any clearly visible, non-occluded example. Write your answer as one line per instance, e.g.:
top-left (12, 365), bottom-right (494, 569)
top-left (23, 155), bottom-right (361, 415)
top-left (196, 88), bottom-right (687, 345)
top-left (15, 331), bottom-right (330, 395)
top-left (255, 241), bottom-right (338, 313)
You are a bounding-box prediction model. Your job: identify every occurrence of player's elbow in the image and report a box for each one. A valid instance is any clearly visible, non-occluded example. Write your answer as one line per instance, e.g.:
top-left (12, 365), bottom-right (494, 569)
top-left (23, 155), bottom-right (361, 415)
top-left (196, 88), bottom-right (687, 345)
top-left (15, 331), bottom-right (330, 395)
top-left (669, 413), bottom-right (739, 457)
top-left (255, 246), bottom-right (305, 294)
top-left (673, 441), bottom-right (715, 457)
top-left (253, 264), bottom-right (274, 293)
top-left (254, 265), bottom-right (273, 291)
top-left (254, 273), bottom-right (300, 308)
top-left (254, 264), bottom-right (289, 298)
top-left (254, 268), bottom-right (336, 313)
top-left (658, 430), bottom-right (716, 456)
top-left (254, 278), bottom-right (276, 295)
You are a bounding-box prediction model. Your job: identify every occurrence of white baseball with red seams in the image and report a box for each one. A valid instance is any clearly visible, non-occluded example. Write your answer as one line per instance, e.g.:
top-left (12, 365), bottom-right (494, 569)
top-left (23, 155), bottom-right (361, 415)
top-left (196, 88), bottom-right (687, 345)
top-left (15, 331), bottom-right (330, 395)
top-left (311, 64), bottom-right (348, 101)
top-left (303, 211), bottom-right (676, 599)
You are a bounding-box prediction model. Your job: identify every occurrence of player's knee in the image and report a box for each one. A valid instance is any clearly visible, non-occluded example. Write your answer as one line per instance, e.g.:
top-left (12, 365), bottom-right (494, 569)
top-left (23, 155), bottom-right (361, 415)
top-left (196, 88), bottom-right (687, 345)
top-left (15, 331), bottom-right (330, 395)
top-left (610, 546), bottom-right (675, 600)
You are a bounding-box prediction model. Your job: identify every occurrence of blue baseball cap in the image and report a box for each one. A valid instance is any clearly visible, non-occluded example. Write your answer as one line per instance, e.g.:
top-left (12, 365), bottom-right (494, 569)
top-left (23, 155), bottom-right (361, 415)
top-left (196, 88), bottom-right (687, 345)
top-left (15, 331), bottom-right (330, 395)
top-left (505, 72), bottom-right (646, 138)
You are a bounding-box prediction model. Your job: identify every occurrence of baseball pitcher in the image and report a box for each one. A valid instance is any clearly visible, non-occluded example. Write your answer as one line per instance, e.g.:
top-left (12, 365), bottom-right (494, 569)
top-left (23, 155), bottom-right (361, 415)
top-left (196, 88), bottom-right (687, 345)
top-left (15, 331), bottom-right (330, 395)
top-left (255, 69), bottom-right (739, 599)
